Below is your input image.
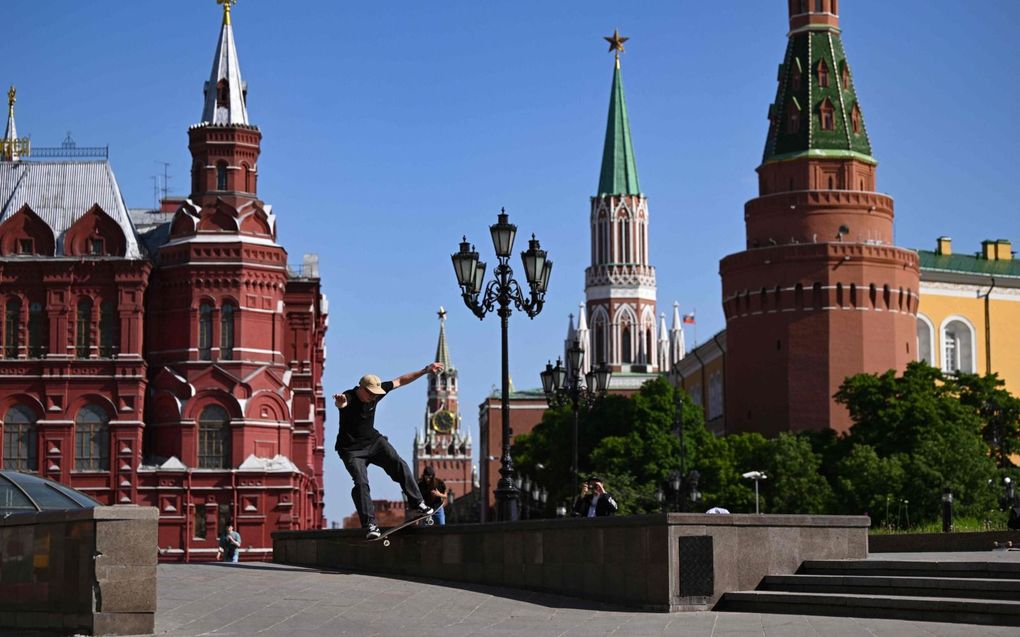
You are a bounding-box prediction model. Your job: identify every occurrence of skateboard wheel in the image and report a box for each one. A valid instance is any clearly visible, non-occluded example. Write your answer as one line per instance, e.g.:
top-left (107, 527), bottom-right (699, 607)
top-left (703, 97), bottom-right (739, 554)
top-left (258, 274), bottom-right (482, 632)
top-left (383, 539), bottom-right (390, 547)
top-left (425, 517), bottom-right (435, 526)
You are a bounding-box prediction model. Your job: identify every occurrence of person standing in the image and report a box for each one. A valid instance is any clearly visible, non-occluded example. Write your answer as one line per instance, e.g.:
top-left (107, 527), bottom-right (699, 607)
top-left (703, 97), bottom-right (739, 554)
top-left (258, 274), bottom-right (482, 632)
top-left (572, 476), bottom-right (619, 517)
top-left (334, 363), bottom-right (443, 539)
top-left (217, 524), bottom-right (242, 563)
top-left (417, 465), bottom-right (448, 525)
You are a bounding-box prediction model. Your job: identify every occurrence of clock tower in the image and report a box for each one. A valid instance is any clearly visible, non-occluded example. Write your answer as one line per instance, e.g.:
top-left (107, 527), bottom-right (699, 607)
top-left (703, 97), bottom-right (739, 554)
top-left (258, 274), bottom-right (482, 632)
top-left (412, 308), bottom-right (473, 501)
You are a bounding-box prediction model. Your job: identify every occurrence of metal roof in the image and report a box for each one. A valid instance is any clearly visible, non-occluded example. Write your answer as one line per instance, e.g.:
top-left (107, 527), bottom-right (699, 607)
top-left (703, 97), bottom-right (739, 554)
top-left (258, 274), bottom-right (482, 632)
top-left (201, 14), bottom-right (249, 126)
top-left (0, 471), bottom-right (99, 517)
top-left (0, 160), bottom-right (142, 258)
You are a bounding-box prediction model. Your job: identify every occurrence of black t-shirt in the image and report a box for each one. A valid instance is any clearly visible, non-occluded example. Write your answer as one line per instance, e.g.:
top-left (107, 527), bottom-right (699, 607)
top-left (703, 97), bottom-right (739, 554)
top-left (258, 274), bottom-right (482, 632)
top-left (335, 381), bottom-right (394, 451)
top-left (418, 477), bottom-right (447, 509)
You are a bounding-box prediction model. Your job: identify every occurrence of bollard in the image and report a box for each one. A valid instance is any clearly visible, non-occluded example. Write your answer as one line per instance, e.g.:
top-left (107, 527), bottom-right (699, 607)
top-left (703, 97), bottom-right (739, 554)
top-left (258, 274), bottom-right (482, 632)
top-left (941, 487), bottom-right (953, 533)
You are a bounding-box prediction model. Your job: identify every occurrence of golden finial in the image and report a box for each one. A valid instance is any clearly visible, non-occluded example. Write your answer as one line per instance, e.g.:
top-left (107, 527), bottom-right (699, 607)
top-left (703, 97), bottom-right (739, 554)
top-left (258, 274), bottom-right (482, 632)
top-left (604, 29), bottom-right (629, 68)
top-left (217, 0), bottom-right (237, 26)
top-left (438, 307), bottom-right (447, 321)
top-left (7, 86), bottom-right (15, 110)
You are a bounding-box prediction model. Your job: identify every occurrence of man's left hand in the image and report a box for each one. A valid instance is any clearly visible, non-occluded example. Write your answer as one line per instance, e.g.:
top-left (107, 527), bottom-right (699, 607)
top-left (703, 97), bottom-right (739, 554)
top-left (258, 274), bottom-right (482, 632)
top-left (426, 362), bottom-right (444, 374)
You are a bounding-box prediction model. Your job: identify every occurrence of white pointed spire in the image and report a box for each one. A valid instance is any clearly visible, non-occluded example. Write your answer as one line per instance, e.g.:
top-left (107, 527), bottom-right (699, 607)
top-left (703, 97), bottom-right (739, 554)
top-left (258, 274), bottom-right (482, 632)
top-left (670, 301), bottom-right (686, 365)
top-left (202, 1), bottom-right (250, 126)
top-left (576, 303), bottom-right (591, 375)
top-left (4, 86), bottom-right (19, 161)
top-left (657, 312), bottom-right (669, 371)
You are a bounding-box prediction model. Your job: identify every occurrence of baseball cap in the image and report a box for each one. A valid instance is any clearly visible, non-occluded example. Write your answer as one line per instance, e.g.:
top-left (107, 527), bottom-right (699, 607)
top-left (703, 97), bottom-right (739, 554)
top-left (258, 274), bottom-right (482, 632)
top-left (359, 374), bottom-right (386, 395)
top-left (423, 466), bottom-right (435, 476)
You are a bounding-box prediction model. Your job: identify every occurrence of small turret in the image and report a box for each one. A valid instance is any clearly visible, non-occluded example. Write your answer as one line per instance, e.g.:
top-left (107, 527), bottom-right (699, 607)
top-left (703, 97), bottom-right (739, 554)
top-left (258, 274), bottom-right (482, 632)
top-left (787, 0), bottom-right (840, 32)
top-left (3, 86), bottom-right (19, 161)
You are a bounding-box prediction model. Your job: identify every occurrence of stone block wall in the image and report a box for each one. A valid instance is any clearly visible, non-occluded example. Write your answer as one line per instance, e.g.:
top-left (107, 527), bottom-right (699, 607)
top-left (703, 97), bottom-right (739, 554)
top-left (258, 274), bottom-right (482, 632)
top-left (0, 505), bottom-right (158, 635)
top-left (274, 513), bottom-right (868, 611)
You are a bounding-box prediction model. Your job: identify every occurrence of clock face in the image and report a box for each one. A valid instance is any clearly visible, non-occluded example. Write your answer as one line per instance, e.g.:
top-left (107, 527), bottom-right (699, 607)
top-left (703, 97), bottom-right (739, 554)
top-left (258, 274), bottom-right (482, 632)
top-left (431, 409), bottom-right (455, 433)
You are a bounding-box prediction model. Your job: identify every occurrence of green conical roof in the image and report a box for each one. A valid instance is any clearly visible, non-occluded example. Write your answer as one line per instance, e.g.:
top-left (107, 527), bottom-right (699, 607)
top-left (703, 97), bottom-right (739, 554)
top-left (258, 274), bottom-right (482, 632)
top-left (597, 59), bottom-right (641, 196)
top-left (763, 28), bottom-right (874, 165)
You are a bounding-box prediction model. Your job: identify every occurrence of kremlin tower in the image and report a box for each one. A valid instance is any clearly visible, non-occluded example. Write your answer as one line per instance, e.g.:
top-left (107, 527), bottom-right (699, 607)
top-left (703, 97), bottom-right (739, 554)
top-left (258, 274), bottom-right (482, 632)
top-left (584, 31), bottom-right (660, 375)
top-left (719, 0), bottom-right (920, 435)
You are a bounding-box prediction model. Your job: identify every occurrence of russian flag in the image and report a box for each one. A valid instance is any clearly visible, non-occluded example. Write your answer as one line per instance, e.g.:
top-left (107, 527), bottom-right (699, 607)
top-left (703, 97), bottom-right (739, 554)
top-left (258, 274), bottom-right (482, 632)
top-left (682, 313), bottom-right (695, 324)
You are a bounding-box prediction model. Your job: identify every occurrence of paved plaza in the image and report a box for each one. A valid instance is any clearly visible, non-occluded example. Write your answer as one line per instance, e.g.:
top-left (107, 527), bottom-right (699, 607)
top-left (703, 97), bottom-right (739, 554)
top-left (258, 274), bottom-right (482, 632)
top-left (142, 560), bottom-right (1018, 637)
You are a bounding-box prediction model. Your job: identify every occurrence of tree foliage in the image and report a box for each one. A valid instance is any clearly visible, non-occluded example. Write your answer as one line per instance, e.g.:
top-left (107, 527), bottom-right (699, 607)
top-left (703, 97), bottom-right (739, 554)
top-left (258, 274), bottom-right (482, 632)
top-left (511, 362), bottom-right (1016, 526)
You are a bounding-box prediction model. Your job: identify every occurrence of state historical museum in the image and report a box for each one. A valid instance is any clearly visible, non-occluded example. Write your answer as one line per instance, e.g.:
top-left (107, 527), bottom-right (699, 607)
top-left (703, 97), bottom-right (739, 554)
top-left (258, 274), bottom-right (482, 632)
top-left (0, 4), bottom-right (327, 561)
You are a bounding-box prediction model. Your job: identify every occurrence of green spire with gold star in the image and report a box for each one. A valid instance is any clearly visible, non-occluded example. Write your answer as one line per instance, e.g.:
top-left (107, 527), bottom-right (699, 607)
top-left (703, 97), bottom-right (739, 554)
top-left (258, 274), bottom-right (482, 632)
top-left (597, 30), bottom-right (641, 196)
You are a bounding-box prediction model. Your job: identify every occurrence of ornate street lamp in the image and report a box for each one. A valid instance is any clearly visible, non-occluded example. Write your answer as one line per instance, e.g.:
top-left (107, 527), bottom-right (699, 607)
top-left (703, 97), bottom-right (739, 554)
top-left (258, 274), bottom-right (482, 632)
top-left (540, 340), bottom-right (612, 498)
top-left (452, 208), bottom-right (551, 522)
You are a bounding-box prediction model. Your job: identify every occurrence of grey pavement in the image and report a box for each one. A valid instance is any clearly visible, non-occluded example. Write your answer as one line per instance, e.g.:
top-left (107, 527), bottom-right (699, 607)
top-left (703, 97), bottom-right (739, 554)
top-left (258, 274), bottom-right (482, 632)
top-left (142, 560), bottom-right (1020, 637)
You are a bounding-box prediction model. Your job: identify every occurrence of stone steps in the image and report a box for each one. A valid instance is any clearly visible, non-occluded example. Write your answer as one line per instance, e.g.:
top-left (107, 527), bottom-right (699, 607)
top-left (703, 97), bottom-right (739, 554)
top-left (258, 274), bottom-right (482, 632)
top-left (714, 559), bottom-right (1020, 626)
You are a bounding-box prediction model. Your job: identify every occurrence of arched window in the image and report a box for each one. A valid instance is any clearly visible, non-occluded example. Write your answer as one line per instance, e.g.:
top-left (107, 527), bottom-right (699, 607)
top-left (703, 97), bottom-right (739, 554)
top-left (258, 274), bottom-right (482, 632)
top-left (75, 405), bottom-right (109, 471)
top-left (645, 328), bottom-right (653, 366)
top-left (220, 303), bottom-right (236, 361)
top-left (841, 62), bottom-right (850, 89)
top-left (794, 283), bottom-right (804, 310)
top-left (198, 405), bottom-right (231, 469)
top-left (594, 318), bottom-right (606, 366)
top-left (621, 323), bottom-right (632, 364)
top-left (3, 405), bottom-right (37, 471)
top-left (759, 287), bottom-right (768, 312)
top-left (836, 283), bottom-right (844, 307)
top-left (216, 162), bottom-right (228, 191)
top-left (216, 79), bottom-right (229, 108)
top-left (100, 301), bottom-right (118, 358)
top-left (850, 104), bottom-right (862, 134)
top-left (4, 298), bottom-right (21, 358)
top-left (883, 285), bottom-right (891, 309)
top-left (815, 0), bottom-right (824, 11)
top-left (812, 282), bottom-right (823, 309)
top-left (869, 284), bottom-right (877, 308)
top-left (28, 302), bottom-right (46, 358)
top-left (819, 98), bottom-right (835, 130)
top-left (817, 59), bottom-right (830, 88)
top-left (849, 283), bottom-right (857, 307)
top-left (941, 319), bottom-right (975, 374)
top-left (787, 102), bottom-right (800, 133)
top-left (242, 163), bottom-right (251, 193)
top-left (76, 298), bottom-right (93, 358)
top-left (916, 315), bottom-right (934, 364)
top-left (198, 302), bottom-right (213, 360)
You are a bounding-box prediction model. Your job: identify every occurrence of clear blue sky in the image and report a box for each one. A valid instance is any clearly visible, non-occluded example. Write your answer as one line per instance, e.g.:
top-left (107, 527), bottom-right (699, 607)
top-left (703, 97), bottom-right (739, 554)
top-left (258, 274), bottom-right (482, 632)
top-left (4, 1), bottom-right (1018, 523)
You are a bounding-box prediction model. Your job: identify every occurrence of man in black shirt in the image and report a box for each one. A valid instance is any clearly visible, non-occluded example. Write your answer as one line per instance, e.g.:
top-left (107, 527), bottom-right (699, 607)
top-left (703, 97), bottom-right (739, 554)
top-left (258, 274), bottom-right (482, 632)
top-left (334, 362), bottom-right (442, 539)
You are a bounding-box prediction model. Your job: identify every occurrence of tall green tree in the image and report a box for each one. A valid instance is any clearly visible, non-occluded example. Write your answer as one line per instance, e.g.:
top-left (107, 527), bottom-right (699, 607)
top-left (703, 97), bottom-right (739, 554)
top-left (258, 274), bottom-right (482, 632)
top-left (955, 372), bottom-right (1020, 468)
top-left (835, 362), bottom-right (998, 523)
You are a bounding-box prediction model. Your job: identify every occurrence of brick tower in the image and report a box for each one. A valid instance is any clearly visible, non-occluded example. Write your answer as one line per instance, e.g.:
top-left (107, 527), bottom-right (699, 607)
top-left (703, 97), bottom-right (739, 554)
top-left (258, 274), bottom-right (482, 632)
top-left (143, 1), bottom-right (327, 556)
top-left (585, 31), bottom-right (659, 374)
top-left (413, 308), bottom-right (472, 500)
top-left (719, 0), bottom-right (920, 435)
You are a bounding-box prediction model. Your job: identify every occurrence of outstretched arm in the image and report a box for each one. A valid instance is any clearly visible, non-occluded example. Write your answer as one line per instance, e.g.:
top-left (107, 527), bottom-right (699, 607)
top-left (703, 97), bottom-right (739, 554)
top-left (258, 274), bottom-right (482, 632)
top-left (389, 362), bottom-right (444, 389)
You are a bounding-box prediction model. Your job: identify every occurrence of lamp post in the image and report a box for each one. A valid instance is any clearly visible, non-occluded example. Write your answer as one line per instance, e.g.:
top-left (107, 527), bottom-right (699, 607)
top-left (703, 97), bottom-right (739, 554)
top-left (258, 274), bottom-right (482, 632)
top-left (452, 209), bottom-right (552, 522)
top-left (540, 340), bottom-right (612, 498)
top-left (742, 470), bottom-right (767, 514)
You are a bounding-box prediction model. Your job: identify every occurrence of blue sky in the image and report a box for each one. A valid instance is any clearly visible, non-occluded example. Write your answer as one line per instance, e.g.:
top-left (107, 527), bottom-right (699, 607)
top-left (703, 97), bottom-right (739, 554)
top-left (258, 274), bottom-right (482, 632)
top-left (4, 1), bottom-right (1018, 523)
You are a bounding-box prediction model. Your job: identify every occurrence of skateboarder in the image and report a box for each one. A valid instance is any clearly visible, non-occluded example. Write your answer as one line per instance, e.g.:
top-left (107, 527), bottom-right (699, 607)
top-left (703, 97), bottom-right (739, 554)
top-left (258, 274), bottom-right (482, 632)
top-left (334, 363), bottom-right (443, 539)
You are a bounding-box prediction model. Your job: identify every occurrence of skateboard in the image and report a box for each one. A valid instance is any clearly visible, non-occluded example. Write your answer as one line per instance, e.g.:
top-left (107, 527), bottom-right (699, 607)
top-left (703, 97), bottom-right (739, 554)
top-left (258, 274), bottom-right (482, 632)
top-left (365, 504), bottom-right (444, 547)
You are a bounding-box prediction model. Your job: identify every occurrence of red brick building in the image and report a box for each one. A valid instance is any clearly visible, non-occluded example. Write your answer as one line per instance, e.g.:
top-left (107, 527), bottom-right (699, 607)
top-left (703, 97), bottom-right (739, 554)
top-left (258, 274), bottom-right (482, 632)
top-left (0, 4), bottom-right (326, 561)
top-left (718, 0), bottom-right (919, 435)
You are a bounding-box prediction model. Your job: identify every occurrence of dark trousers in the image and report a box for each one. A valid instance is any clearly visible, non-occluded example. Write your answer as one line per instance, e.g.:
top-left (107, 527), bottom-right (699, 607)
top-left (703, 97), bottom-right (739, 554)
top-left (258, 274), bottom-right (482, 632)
top-left (339, 436), bottom-right (424, 527)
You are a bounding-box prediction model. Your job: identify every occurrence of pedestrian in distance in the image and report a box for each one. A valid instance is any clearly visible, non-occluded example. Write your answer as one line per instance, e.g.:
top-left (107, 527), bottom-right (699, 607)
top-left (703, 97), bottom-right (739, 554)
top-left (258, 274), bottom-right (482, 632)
top-left (216, 524), bottom-right (241, 563)
top-left (573, 476), bottom-right (619, 517)
top-left (417, 465), bottom-right (448, 525)
top-left (334, 363), bottom-right (443, 539)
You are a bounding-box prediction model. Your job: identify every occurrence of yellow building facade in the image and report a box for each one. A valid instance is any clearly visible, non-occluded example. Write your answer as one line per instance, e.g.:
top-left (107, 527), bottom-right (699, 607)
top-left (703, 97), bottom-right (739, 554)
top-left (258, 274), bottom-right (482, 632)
top-left (916, 237), bottom-right (1020, 394)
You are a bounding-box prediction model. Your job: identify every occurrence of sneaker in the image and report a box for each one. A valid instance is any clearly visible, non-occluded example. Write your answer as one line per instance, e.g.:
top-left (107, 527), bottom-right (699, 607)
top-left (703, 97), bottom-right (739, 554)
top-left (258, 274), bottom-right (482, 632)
top-left (365, 524), bottom-right (381, 540)
top-left (412, 502), bottom-right (435, 518)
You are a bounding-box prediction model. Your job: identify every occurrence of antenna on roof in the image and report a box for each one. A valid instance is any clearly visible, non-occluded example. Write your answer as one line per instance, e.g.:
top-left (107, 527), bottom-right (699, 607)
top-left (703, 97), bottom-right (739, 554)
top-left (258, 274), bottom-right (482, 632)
top-left (156, 161), bottom-right (171, 203)
top-left (151, 176), bottom-right (159, 211)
